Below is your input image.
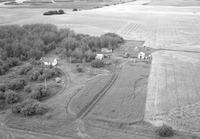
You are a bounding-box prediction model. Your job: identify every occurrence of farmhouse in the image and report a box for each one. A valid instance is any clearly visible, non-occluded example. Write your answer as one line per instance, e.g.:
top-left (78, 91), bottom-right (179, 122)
top-left (138, 51), bottom-right (152, 60)
top-left (41, 57), bottom-right (58, 66)
top-left (138, 51), bottom-right (145, 59)
top-left (95, 54), bottom-right (104, 60)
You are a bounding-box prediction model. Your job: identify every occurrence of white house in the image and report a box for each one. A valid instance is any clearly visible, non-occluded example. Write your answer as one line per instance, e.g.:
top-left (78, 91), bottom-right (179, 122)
top-left (41, 57), bottom-right (58, 66)
top-left (52, 58), bottom-right (58, 66)
top-left (95, 54), bottom-right (104, 60)
top-left (138, 51), bottom-right (145, 59)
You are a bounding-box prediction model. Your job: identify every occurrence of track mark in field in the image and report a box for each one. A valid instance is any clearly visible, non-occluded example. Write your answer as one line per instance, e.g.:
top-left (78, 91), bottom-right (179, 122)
top-left (118, 22), bottom-right (146, 39)
top-left (76, 71), bottom-right (119, 119)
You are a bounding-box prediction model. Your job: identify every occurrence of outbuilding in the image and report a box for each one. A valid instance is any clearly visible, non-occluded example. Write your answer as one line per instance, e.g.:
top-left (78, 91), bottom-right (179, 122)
top-left (138, 51), bottom-right (145, 59)
top-left (95, 54), bottom-right (104, 60)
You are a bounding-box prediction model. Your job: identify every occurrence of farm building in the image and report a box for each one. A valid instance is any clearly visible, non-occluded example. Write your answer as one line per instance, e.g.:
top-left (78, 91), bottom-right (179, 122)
top-left (41, 57), bottom-right (58, 66)
top-left (95, 54), bottom-right (104, 60)
top-left (138, 51), bottom-right (152, 60)
top-left (101, 48), bottom-right (112, 58)
top-left (138, 51), bottom-right (145, 59)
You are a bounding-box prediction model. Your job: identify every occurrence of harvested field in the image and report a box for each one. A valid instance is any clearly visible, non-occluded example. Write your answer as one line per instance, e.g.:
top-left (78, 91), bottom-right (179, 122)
top-left (145, 51), bottom-right (200, 132)
top-left (89, 62), bottom-right (150, 123)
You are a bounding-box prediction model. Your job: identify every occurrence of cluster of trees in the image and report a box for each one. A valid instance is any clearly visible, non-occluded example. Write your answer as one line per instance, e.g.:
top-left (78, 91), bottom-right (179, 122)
top-left (12, 99), bottom-right (49, 116)
top-left (0, 90), bottom-right (20, 106)
top-left (25, 66), bottom-right (61, 81)
top-left (0, 24), bottom-right (123, 73)
top-left (0, 58), bottom-right (21, 75)
top-left (30, 85), bottom-right (51, 101)
top-left (43, 9), bottom-right (65, 15)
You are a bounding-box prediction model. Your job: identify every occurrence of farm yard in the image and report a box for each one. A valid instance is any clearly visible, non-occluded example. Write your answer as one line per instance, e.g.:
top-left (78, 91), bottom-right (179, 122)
top-left (1, 0), bottom-right (200, 138)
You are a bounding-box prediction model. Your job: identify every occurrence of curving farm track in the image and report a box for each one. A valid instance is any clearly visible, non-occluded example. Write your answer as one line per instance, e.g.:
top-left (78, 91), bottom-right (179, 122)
top-left (76, 70), bottom-right (120, 119)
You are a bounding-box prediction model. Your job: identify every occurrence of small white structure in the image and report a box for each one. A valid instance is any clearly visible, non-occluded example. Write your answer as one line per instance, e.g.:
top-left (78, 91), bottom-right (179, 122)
top-left (134, 47), bottom-right (139, 52)
top-left (52, 58), bottom-right (58, 66)
top-left (41, 57), bottom-right (58, 66)
top-left (101, 48), bottom-right (112, 53)
top-left (95, 54), bottom-right (104, 60)
top-left (55, 77), bottom-right (62, 83)
top-left (138, 51), bottom-right (145, 59)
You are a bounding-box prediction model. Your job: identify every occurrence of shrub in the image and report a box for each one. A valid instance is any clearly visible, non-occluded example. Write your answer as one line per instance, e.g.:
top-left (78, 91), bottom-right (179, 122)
top-left (43, 10), bottom-right (65, 16)
top-left (58, 9), bottom-right (65, 14)
top-left (91, 59), bottom-right (104, 68)
top-left (24, 85), bottom-right (32, 93)
top-left (5, 90), bottom-right (20, 104)
top-left (76, 65), bottom-right (84, 73)
top-left (19, 65), bottom-right (33, 75)
top-left (7, 79), bottom-right (27, 90)
top-left (12, 99), bottom-right (49, 116)
top-left (7, 58), bottom-right (21, 67)
top-left (0, 84), bottom-right (6, 92)
top-left (0, 91), bottom-right (5, 104)
top-left (156, 125), bottom-right (174, 137)
top-left (30, 85), bottom-right (50, 101)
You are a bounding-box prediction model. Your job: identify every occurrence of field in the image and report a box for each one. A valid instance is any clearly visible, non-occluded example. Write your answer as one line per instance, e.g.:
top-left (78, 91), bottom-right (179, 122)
top-left (88, 62), bottom-right (150, 123)
top-left (1, 0), bottom-right (200, 138)
top-left (145, 51), bottom-right (200, 132)
top-left (0, 0), bottom-right (135, 9)
top-left (146, 0), bottom-right (200, 6)
top-left (69, 74), bottom-right (112, 116)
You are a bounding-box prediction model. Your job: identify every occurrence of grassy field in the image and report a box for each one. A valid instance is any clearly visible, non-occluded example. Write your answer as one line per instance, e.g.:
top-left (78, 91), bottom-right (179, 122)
top-left (0, 0), bottom-right (135, 9)
top-left (88, 62), bottom-right (150, 123)
top-left (69, 74), bottom-right (112, 116)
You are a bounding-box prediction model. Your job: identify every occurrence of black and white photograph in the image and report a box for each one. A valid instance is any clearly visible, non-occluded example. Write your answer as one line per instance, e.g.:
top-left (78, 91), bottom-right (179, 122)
top-left (0, 0), bottom-right (200, 138)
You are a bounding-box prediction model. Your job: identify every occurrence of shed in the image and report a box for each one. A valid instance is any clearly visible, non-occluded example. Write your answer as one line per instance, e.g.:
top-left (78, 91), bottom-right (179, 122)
top-left (41, 57), bottom-right (58, 66)
top-left (138, 52), bottom-right (145, 59)
top-left (55, 77), bottom-right (62, 83)
top-left (95, 54), bottom-right (104, 60)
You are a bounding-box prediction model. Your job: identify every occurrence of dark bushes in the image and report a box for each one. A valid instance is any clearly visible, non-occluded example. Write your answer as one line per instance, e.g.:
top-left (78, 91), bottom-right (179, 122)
top-left (156, 125), bottom-right (174, 137)
top-left (0, 58), bottom-right (21, 75)
top-left (28, 66), bottom-right (61, 81)
top-left (24, 85), bottom-right (32, 93)
top-left (30, 85), bottom-right (51, 101)
top-left (76, 65), bottom-right (84, 73)
top-left (43, 10), bottom-right (65, 15)
top-left (91, 59), bottom-right (104, 68)
top-left (0, 91), bottom-right (5, 104)
top-left (7, 79), bottom-right (27, 91)
top-left (19, 65), bottom-right (33, 75)
top-left (12, 99), bottom-right (49, 116)
top-left (0, 84), bottom-right (6, 92)
top-left (5, 90), bottom-right (20, 104)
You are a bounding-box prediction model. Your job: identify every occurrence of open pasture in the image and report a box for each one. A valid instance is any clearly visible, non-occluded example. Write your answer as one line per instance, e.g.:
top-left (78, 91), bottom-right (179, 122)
top-left (69, 74), bottom-right (112, 117)
top-left (89, 62), bottom-right (150, 123)
top-left (145, 51), bottom-right (200, 132)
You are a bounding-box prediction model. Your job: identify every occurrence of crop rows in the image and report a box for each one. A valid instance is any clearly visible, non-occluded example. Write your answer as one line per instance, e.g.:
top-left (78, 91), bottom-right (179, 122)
top-left (145, 51), bottom-right (200, 132)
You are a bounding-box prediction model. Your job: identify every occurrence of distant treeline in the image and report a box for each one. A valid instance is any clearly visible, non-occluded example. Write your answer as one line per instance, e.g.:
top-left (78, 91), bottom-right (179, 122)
top-left (0, 24), bottom-right (124, 73)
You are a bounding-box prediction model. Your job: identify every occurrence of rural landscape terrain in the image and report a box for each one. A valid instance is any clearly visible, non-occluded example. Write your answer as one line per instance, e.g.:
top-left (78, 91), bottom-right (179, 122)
top-left (1, 0), bottom-right (200, 138)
